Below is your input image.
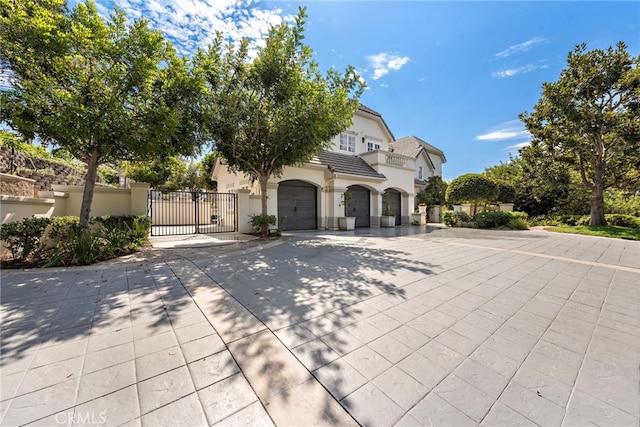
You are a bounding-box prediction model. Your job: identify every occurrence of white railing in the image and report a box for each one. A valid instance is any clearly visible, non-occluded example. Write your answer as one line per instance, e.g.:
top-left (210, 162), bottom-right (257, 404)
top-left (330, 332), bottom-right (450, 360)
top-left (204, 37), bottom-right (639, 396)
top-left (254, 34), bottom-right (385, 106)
top-left (385, 153), bottom-right (408, 168)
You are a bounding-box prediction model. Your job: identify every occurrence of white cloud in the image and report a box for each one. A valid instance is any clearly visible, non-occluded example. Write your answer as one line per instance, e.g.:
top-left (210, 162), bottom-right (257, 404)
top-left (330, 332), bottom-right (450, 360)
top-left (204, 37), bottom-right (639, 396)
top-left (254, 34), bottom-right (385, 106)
top-left (495, 37), bottom-right (545, 58)
top-left (505, 141), bottom-right (531, 150)
top-left (476, 121), bottom-right (530, 141)
top-left (366, 52), bottom-right (410, 80)
top-left (380, 83), bottom-right (389, 88)
top-left (100, 0), bottom-right (293, 56)
top-left (492, 63), bottom-right (548, 78)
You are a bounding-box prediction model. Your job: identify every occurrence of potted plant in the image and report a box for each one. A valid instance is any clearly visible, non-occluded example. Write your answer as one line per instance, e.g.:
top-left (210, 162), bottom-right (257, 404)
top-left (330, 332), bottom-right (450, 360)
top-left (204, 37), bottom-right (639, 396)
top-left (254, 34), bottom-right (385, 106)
top-left (380, 193), bottom-right (396, 227)
top-left (338, 190), bottom-right (356, 230)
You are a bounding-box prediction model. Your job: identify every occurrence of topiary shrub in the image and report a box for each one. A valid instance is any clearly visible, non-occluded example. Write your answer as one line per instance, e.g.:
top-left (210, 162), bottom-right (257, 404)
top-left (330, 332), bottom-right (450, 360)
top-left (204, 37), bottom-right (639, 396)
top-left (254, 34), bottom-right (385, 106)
top-left (446, 173), bottom-right (499, 216)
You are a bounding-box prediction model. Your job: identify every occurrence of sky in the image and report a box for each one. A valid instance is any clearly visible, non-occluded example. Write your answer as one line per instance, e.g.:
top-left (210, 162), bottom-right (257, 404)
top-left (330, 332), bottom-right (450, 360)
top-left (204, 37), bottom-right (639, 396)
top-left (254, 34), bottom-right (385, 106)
top-left (74, 0), bottom-right (639, 181)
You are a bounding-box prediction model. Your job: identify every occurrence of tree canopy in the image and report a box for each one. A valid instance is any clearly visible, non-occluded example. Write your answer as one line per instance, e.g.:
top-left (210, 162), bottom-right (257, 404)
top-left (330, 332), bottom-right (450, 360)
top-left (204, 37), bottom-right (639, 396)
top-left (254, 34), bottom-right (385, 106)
top-left (195, 7), bottom-right (364, 233)
top-left (520, 42), bottom-right (640, 225)
top-left (445, 173), bottom-right (498, 215)
top-left (0, 0), bottom-right (204, 225)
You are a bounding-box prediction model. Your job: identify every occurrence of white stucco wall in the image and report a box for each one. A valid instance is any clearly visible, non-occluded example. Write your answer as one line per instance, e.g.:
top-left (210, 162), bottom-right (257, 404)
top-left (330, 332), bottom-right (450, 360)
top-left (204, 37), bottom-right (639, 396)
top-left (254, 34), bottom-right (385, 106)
top-left (327, 111), bottom-right (392, 155)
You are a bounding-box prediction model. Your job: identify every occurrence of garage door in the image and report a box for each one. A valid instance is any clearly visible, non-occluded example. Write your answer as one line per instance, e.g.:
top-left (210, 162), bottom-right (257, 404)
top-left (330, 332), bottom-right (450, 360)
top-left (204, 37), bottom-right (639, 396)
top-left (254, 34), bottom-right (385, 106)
top-left (384, 189), bottom-right (401, 225)
top-left (278, 180), bottom-right (317, 230)
top-left (348, 185), bottom-right (370, 227)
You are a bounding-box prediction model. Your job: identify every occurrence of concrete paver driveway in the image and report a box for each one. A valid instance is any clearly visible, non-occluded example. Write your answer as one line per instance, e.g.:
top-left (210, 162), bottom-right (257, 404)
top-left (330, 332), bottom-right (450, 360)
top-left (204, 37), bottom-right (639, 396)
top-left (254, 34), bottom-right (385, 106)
top-left (1, 226), bottom-right (638, 426)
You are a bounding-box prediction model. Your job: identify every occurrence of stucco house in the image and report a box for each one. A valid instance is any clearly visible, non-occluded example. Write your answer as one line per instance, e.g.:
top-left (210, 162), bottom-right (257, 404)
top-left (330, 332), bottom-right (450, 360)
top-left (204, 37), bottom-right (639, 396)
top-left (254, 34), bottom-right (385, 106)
top-left (211, 104), bottom-right (446, 230)
top-left (390, 136), bottom-right (447, 195)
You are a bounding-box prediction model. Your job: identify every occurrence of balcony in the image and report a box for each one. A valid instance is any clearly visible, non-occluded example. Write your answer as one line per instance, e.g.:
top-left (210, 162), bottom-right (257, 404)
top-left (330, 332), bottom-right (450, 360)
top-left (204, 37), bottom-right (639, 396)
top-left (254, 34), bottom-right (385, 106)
top-left (359, 150), bottom-right (415, 171)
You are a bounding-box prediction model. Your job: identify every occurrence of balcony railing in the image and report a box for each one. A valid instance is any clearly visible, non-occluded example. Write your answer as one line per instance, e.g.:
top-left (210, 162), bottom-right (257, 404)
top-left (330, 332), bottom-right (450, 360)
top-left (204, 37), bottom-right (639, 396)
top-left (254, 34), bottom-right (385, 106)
top-left (359, 150), bottom-right (414, 171)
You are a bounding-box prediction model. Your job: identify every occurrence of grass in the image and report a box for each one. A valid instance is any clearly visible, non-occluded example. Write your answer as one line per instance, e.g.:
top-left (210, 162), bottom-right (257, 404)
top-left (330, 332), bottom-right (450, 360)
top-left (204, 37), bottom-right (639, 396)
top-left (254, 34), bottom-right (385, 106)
top-left (547, 225), bottom-right (640, 241)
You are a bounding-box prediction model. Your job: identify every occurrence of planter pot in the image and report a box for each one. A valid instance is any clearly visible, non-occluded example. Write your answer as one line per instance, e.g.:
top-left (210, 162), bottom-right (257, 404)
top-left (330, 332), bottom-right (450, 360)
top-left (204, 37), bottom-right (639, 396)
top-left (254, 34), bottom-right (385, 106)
top-left (338, 216), bottom-right (356, 230)
top-left (380, 216), bottom-right (396, 227)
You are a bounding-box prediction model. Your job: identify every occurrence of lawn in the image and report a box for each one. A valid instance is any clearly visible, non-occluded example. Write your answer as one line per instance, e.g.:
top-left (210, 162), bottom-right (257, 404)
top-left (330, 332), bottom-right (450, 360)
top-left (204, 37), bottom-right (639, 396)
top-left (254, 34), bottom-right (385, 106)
top-left (547, 225), bottom-right (640, 241)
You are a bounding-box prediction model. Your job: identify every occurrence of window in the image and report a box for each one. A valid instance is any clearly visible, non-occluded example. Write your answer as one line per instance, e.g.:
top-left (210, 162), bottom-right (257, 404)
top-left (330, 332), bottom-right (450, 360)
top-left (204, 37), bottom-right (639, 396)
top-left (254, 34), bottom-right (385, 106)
top-left (418, 166), bottom-right (423, 180)
top-left (367, 141), bottom-right (381, 152)
top-left (340, 134), bottom-right (356, 152)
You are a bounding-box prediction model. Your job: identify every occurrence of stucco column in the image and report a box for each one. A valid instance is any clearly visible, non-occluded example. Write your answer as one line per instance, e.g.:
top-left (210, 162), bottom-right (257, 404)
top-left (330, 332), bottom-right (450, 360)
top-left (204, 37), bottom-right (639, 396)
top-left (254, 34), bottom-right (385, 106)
top-left (326, 186), bottom-right (346, 230)
top-left (371, 190), bottom-right (381, 227)
top-left (401, 192), bottom-right (415, 225)
top-left (235, 189), bottom-right (252, 233)
top-left (129, 182), bottom-right (150, 216)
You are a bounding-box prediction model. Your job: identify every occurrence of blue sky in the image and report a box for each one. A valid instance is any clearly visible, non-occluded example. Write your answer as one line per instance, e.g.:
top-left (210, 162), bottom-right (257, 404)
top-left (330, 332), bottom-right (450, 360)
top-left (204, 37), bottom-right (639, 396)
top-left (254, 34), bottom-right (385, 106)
top-left (82, 0), bottom-right (639, 180)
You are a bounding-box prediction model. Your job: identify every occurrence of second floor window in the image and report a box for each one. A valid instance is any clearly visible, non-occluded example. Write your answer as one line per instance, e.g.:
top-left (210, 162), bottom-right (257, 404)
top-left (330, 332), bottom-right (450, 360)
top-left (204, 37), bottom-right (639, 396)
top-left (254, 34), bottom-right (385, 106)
top-left (367, 142), bottom-right (381, 151)
top-left (418, 166), bottom-right (423, 180)
top-left (340, 134), bottom-right (356, 152)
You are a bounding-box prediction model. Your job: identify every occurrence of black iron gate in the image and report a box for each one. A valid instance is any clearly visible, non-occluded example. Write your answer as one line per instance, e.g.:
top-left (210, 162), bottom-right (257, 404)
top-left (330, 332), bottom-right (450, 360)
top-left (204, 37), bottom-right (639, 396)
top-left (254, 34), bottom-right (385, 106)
top-left (148, 190), bottom-right (237, 236)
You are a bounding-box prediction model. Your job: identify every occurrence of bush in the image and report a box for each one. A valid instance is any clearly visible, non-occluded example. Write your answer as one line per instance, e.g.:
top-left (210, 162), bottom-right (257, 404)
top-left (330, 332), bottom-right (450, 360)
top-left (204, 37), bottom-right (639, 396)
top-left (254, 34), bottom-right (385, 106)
top-left (1, 214), bottom-right (150, 266)
top-left (0, 217), bottom-right (51, 260)
top-left (605, 214), bottom-right (640, 228)
top-left (442, 210), bottom-right (471, 227)
top-left (249, 214), bottom-right (277, 234)
top-left (530, 213), bottom-right (639, 228)
top-left (475, 211), bottom-right (528, 229)
top-left (508, 218), bottom-right (529, 230)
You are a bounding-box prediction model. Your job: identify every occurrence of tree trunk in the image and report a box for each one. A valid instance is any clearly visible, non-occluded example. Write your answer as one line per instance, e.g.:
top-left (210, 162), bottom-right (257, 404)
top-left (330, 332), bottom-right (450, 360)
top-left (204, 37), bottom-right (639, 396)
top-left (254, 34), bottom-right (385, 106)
top-left (589, 182), bottom-right (606, 226)
top-left (80, 150), bottom-right (100, 227)
top-left (586, 155), bottom-right (607, 226)
top-left (258, 173), bottom-right (269, 235)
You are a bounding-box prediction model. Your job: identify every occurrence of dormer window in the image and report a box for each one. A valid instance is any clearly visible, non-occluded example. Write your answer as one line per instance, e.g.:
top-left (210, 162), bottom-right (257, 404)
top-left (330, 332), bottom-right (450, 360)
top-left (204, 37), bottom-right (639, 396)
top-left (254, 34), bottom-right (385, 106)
top-left (340, 133), bottom-right (356, 152)
top-left (367, 141), bottom-right (381, 152)
top-left (418, 166), bottom-right (423, 180)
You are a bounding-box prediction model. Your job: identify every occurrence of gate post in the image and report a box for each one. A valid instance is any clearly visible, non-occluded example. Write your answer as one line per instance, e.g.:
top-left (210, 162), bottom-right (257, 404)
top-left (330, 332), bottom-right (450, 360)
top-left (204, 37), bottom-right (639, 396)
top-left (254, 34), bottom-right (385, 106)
top-left (235, 189), bottom-right (251, 233)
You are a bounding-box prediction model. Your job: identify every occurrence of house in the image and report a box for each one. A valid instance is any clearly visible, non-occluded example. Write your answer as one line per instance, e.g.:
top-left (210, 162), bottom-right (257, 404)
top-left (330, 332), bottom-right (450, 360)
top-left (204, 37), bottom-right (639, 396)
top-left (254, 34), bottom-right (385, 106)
top-left (390, 135), bottom-right (447, 194)
top-left (211, 105), bottom-right (445, 230)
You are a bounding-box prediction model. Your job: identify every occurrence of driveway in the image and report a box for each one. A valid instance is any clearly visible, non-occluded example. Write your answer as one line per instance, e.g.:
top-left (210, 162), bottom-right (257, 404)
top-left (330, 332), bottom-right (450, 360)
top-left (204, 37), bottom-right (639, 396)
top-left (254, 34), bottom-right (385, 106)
top-left (1, 226), bottom-right (638, 426)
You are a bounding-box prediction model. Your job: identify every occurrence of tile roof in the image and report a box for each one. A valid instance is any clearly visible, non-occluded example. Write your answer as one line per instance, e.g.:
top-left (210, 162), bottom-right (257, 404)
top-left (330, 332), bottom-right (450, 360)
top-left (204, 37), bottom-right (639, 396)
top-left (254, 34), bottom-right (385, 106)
top-left (316, 151), bottom-right (386, 179)
top-left (391, 136), bottom-right (446, 162)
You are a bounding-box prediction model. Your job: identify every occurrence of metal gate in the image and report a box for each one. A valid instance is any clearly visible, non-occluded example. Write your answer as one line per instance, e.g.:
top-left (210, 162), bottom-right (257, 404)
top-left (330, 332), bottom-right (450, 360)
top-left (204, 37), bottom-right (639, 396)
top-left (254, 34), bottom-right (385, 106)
top-left (148, 190), bottom-right (237, 236)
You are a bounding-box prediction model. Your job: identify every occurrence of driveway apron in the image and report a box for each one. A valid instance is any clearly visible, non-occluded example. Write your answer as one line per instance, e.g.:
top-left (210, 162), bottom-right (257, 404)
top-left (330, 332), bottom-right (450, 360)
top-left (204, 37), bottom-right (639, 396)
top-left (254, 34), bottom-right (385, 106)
top-left (1, 227), bottom-right (638, 426)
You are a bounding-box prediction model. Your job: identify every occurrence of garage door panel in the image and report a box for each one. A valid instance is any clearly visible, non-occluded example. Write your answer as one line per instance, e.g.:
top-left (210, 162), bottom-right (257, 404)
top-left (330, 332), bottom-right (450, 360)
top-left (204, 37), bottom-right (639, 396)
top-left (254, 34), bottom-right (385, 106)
top-left (348, 185), bottom-right (370, 228)
top-left (278, 181), bottom-right (317, 230)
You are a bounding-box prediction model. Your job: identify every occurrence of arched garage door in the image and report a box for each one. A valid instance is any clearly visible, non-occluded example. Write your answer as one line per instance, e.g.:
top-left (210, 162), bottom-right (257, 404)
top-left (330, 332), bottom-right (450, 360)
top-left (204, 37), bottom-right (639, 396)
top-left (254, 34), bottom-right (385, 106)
top-left (348, 185), bottom-right (370, 227)
top-left (384, 189), bottom-right (402, 225)
top-left (278, 180), bottom-right (317, 230)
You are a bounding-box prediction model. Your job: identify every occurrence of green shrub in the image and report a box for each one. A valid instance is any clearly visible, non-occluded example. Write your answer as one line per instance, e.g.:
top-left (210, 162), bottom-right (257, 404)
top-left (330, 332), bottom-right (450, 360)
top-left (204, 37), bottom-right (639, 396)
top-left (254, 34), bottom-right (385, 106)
top-left (605, 214), bottom-right (640, 228)
top-left (0, 217), bottom-right (51, 260)
top-left (475, 211), bottom-right (528, 229)
top-left (249, 214), bottom-right (277, 234)
top-left (442, 210), bottom-right (457, 226)
top-left (442, 210), bottom-right (472, 227)
top-left (508, 218), bottom-right (529, 230)
top-left (3, 214), bottom-right (150, 267)
top-left (61, 228), bottom-right (104, 266)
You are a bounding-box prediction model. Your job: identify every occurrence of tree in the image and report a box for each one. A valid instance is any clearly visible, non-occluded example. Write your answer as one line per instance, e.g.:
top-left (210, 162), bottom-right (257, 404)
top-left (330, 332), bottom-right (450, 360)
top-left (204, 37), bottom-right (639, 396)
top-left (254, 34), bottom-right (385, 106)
top-left (198, 152), bottom-right (218, 191)
top-left (123, 157), bottom-right (188, 192)
top-left (416, 176), bottom-right (448, 208)
top-left (520, 42), bottom-right (640, 225)
top-left (196, 7), bottom-right (364, 234)
top-left (0, 0), bottom-right (205, 226)
top-left (445, 173), bottom-right (499, 216)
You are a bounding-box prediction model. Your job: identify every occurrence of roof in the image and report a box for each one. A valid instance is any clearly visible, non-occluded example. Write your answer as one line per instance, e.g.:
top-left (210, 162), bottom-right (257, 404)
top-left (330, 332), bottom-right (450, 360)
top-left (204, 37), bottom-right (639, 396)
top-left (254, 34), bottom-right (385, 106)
top-left (391, 136), bottom-right (447, 163)
top-left (316, 151), bottom-right (386, 179)
top-left (356, 104), bottom-right (395, 141)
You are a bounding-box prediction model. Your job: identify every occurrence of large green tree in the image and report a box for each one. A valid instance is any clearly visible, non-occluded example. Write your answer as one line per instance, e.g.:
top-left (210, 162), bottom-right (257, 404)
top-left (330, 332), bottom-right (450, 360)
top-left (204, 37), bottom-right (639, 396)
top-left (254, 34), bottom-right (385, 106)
top-left (520, 42), bottom-right (640, 225)
top-left (0, 0), bottom-right (205, 226)
top-left (445, 173), bottom-right (499, 216)
top-left (196, 7), bottom-right (364, 233)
